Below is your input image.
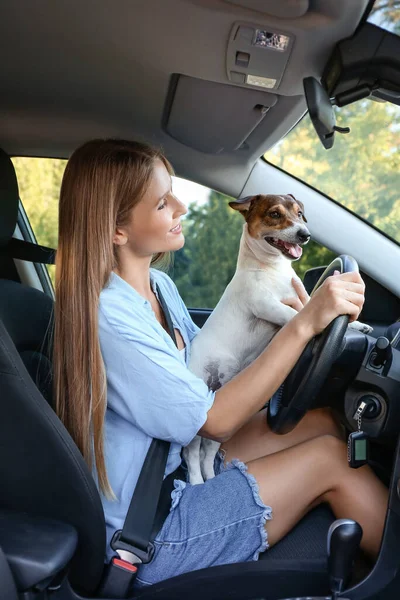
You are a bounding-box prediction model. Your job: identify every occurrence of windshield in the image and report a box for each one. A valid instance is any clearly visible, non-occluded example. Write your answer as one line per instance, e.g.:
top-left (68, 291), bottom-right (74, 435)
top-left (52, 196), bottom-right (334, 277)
top-left (264, 101), bottom-right (400, 244)
top-left (264, 1), bottom-right (400, 245)
top-left (368, 0), bottom-right (400, 33)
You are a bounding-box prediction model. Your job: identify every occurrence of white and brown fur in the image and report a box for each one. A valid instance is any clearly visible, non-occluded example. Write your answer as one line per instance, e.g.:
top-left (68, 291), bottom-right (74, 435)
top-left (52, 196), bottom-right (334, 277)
top-left (184, 194), bottom-right (372, 485)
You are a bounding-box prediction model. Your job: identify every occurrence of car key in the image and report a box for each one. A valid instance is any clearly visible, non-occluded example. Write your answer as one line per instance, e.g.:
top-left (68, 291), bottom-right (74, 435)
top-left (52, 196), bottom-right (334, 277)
top-left (348, 401), bottom-right (369, 469)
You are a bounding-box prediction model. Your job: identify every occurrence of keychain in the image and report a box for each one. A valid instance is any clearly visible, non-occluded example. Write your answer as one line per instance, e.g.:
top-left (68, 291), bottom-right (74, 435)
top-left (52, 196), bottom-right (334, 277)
top-left (347, 401), bottom-right (369, 468)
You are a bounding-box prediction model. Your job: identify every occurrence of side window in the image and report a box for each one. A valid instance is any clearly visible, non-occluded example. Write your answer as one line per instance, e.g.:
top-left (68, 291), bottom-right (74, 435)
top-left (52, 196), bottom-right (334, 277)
top-left (170, 180), bottom-right (242, 309)
top-left (12, 157), bottom-right (66, 284)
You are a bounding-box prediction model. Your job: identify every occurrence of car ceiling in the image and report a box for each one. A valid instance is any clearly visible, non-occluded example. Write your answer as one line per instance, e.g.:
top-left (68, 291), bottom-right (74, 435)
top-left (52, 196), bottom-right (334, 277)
top-left (0, 0), bottom-right (371, 196)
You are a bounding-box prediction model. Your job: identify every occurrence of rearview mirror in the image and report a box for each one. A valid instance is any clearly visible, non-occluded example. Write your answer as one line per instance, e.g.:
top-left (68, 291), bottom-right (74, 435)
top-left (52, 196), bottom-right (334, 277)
top-left (303, 77), bottom-right (336, 150)
top-left (305, 21), bottom-right (400, 150)
top-left (303, 77), bottom-right (350, 150)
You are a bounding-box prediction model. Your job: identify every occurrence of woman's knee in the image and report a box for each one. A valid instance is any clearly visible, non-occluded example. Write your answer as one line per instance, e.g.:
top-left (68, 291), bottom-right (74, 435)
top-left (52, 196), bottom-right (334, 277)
top-left (310, 408), bottom-right (344, 440)
top-left (311, 434), bottom-right (348, 477)
top-left (247, 435), bottom-right (348, 525)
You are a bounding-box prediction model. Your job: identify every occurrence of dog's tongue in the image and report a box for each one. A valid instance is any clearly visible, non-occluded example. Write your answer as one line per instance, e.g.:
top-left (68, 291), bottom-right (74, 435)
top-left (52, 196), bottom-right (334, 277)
top-left (283, 242), bottom-right (302, 259)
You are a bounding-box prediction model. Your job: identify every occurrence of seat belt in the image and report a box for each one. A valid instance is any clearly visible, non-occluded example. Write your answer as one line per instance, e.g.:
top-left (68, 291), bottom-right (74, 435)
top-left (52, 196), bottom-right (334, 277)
top-left (5, 238), bottom-right (56, 264)
top-left (99, 283), bottom-right (184, 598)
top-left (0, 238), bottom-right (55, 283)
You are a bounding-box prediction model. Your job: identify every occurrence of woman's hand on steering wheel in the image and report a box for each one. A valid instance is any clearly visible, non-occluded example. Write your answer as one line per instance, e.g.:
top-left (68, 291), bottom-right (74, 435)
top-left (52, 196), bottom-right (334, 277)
top-left (294, 270), bottom-right (366, 341)
top-left (268, 255), bottom-right (368, 434)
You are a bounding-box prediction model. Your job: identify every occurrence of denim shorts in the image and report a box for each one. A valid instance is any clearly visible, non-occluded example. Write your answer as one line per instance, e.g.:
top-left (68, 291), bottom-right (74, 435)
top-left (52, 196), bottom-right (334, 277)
top-left (134, 453), bottom-right (273, 588)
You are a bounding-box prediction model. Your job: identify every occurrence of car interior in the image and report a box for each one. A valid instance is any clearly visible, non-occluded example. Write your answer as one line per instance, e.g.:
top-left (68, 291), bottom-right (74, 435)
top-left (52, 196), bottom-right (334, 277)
top-left (0, 0), bottom-right (400, 599)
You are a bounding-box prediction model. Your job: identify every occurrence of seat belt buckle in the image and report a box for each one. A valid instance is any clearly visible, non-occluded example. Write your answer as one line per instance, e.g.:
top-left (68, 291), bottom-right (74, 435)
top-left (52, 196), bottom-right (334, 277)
top-left (111, 529), bottom-right (155, 565)
top-left (98, 530), bottom-right (155, 598)
top-left (97, 556), bottom-right (138, 599)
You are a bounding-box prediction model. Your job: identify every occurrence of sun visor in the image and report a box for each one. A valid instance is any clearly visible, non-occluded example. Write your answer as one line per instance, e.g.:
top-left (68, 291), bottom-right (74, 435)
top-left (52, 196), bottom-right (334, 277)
top-left (223, 0), bottom-right (309, 19)
top-left (164, 75), bottom-right (277, 154)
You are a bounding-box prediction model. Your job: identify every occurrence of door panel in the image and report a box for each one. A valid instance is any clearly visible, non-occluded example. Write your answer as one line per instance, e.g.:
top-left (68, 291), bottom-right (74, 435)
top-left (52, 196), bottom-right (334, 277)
top-left (188, 308), bottom-right (211, 329)
top-left (0, 547), bottom-right (18, 600)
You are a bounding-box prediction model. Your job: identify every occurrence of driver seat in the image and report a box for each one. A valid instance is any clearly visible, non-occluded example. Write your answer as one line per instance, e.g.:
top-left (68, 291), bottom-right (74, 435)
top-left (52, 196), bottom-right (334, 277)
top-left (0, 279), bottom-right (333, 599)
top-left (0, 149), bottom-right (334, 599)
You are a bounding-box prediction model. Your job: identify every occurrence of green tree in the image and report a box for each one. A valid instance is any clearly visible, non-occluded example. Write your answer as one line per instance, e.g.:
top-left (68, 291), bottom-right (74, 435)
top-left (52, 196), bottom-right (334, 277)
top-left (370, 0), bottom-right (400, 33)
top-left (171, 191), bottom-right (243, 307)
top-left (12, 157), bottom-right (66, 248)
top-left (12, 157), bottom-right (67, 283)
top-left (266, 101), bottom-right (400, 243)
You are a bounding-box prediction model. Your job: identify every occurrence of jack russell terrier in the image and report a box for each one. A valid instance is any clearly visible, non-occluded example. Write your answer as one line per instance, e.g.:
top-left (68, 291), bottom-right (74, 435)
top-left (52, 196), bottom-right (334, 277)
top-left (184, 193), bottom-right (372, 485)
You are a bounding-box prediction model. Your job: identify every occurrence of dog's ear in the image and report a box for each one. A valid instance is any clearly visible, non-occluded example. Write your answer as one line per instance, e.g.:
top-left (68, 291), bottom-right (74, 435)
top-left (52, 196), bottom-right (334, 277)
top-left (297, 199), bottom-right (308, 223)
top-left (229, 196), bottom-right (254, 216)
top-left (288, 194), bottom-right (307, 222)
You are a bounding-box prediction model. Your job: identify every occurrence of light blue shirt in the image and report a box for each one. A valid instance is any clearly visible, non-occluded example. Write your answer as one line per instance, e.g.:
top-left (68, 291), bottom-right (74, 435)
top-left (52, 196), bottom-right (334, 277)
top-left (98, 269), bottom-right (215, 559)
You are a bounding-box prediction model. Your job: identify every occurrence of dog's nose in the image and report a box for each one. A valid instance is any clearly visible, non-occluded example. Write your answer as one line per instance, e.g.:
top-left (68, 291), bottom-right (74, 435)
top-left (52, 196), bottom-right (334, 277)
top-left (297, 229), bottom-right (311, 243)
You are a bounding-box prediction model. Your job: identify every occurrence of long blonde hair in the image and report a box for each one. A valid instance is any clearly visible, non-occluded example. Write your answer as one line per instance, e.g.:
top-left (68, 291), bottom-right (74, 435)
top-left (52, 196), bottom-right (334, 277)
top-left (54, 139), bottom-right (173, 496)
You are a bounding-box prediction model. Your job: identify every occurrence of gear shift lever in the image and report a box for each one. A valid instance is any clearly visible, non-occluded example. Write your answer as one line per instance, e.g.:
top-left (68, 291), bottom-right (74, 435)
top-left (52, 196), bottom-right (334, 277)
top-left (327, 519), bottom-right (363, 598)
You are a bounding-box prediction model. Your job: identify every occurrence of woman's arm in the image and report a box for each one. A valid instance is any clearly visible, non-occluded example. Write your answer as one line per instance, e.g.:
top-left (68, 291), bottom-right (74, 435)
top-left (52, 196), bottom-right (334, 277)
top-left (199, 272), bottom-right (365, 442)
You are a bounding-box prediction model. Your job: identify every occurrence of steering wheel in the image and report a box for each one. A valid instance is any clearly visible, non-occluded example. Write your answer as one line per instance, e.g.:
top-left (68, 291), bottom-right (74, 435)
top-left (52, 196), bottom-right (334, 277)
top-left (267, 254), bottom-right (359, 434)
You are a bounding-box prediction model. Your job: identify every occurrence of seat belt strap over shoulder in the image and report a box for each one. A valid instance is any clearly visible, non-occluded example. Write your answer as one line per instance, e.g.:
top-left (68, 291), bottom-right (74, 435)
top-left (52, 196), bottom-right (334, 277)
top-left (99, 283), bottom-right (177, 598)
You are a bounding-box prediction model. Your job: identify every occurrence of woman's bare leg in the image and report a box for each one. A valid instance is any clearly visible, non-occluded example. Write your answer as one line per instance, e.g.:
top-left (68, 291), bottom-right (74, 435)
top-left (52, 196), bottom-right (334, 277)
top-left (246, 435), bottom-right (388, 559)
top-left (222, 407), bottom-right (343, 464)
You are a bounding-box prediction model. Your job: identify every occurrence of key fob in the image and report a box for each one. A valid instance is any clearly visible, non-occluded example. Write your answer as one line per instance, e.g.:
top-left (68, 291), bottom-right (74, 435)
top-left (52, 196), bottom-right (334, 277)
top-left (348, 431), bottom-right (369, 468)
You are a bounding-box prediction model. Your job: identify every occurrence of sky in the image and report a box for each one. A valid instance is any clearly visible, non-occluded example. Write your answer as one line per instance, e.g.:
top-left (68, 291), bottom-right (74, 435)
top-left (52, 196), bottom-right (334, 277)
top-left (172, 176), bottom-right (211, 212)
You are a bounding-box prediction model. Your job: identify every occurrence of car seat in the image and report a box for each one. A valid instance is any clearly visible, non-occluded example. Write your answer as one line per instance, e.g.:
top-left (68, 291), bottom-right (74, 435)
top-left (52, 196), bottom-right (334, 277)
top-left (0, 149), bottom-right (334, 599)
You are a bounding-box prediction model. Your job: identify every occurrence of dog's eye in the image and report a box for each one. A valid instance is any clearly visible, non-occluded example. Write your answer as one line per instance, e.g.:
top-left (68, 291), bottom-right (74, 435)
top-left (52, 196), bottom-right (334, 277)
top-left (268, 211), bottom-right (281, 219)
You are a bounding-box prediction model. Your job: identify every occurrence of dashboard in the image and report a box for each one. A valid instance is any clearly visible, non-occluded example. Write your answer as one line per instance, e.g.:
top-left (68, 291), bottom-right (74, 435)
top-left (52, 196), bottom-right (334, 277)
top-left (329, 325), bottom-right (400, 441)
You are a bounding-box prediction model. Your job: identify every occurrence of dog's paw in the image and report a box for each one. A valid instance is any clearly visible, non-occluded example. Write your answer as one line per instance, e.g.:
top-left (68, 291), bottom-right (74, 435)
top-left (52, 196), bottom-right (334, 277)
top-left (202, 467), bottom-right (216, 482)
top-left (348, 320), bottom-right (374, 335)
top-left (189, 472), bottom-right (205, 485)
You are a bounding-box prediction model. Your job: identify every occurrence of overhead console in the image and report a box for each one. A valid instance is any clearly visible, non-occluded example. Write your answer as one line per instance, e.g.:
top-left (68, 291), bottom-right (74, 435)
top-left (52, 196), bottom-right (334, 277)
top-left (163, 74), bottom-right (277, 154)
top-left (226, 22), bottom-right (294, 91)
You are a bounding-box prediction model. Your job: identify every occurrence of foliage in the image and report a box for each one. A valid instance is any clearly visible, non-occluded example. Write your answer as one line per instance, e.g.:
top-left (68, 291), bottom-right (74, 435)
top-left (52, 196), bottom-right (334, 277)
top-left (12, 157), bottom-right (66, 284)
top-left (265, 101), bottom-right (400, 244)
top-left (370, 0), bottom-right (400, 33)
top-left (171, 191), bottom-right (243, 308)
top-left (12, 157), bottom-right (66, 248)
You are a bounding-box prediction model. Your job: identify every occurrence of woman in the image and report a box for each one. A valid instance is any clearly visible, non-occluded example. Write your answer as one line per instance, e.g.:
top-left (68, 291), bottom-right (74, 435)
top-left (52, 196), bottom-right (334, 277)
top-left (54, 139), bottom-right (388, 588)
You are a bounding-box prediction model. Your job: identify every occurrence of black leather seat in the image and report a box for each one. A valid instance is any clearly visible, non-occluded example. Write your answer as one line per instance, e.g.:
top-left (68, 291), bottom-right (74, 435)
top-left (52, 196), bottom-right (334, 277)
top-left (0, 149), bottom-right (334, 599)
top-left (0, 546), bottom-right (18, 600)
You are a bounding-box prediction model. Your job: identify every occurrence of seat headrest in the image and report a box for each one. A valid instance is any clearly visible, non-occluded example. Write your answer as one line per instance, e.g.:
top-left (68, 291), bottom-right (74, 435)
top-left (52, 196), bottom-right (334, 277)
top-left (0, 149), bottom-right (19, 248)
